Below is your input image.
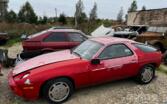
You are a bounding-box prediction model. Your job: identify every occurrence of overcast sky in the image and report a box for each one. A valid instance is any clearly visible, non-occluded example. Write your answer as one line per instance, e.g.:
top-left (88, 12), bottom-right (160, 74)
top-left (8, 0), bottom-right (167, 19)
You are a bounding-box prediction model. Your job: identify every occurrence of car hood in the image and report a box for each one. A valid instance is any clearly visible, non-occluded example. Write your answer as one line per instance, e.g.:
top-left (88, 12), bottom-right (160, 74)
top-left (13, 50), bottom-right (79, 76)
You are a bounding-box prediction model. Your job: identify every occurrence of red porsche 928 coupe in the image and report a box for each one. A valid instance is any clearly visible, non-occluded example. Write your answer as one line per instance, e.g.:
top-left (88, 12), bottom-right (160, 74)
top-left (9, 37), bottom-right (162, 104)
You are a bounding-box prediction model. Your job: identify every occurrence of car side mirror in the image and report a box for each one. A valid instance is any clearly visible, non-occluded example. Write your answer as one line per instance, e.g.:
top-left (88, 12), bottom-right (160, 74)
top-left (91, 59), bottom-right (100, 65)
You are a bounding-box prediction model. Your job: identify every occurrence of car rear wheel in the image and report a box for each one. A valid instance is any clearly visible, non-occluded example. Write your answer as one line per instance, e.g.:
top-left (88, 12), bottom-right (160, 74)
top-left (163, 51), bottom-right (167, 64)
top-left (43, 78), bottom-right (74, 104)
top-left (136, 64), bottom-right (155, 84)
top-left (153, 43), bottom-right (165, 53)
top-left (164, 55), bottom-right (167, 64)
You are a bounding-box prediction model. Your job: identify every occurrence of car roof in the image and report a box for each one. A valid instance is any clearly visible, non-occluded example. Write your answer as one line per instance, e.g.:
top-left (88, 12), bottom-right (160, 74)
top-left (51, 26), bottom-right (73, 29)
top-left (28, 28), bottom-right (87, 39)
top-left (48, 29), bottom-right (82, 33)
top-left (91, 36), bottom-right (136, 45)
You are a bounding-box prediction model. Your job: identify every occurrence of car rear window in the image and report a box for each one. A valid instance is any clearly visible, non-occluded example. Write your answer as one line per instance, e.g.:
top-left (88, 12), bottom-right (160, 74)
top-left (133, 43), bottom-right (157, 52)
top-left (68, 32), bottom-right (85, 42)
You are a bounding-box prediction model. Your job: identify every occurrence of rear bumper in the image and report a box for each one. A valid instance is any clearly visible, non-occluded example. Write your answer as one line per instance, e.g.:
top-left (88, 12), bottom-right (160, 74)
top-left (8, 71), bottom-right (39, 100)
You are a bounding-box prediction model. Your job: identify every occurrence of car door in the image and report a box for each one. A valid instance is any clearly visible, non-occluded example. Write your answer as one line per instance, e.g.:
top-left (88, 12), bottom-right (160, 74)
top-left (67, 32), bottom-right (86, 48)
top-left (90, 43), bottom-right (138, 84)
top-left (41, 32), bottom-right (69, 50)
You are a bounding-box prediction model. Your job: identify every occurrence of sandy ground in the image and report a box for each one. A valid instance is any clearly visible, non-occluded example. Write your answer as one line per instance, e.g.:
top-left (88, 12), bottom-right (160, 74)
top-left (1, 43), bottom-right (167, 104)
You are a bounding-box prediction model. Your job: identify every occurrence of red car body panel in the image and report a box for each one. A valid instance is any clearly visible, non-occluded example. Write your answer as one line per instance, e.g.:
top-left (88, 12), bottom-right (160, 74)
top-left (12, 50), bottom-right (79, 75)
top-left (23, 30), bottom-right (87, 52)
top-left (9, 37), bottom-right (162, 100)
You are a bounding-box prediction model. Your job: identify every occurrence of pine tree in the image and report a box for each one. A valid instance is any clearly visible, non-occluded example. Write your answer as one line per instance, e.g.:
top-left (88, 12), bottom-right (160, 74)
top-left (38, 16), bottom-right (48, 24)
top-left (43, 16), bottom-right (48, 24)
top-left (128, 0), bottom-right (138, 12)
top-left (142, 6), bottom-right (146, 10)
top-left (58, 13), bottom-right (67, 25)
top-left (18, 1), bottom-right (37, 24)
top-left (5, 10), bottom-right (17, 23)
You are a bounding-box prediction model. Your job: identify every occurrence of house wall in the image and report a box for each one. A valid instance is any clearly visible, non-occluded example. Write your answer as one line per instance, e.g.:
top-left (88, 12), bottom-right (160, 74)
top-left (127, 8), bottom-right (167, 26)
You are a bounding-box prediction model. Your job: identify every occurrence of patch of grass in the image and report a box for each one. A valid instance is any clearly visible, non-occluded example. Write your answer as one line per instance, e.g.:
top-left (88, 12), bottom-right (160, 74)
top-left (5, 37), bottom-right (21, 47)
top-left (158, 68), bottom-right (167, 74)
top-left (158, 64), bottom-right (167, 75)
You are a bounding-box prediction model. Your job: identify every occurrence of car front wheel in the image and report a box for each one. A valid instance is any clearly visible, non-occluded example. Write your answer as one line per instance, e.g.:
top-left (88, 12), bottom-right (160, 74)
top-left (136, 64), bottom-right (155, 84)
top-left (43, 78), bottom-right (74, 104)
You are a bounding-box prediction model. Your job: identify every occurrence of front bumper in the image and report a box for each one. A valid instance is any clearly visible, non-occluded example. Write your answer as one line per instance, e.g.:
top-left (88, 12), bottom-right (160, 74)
top-left (8, 71), bottom-right (23, 97)
top-left (8, 71), bottom-right (39, 100)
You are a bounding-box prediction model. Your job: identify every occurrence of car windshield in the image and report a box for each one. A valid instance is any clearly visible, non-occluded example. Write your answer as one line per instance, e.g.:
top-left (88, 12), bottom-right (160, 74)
top-left (72, 40), bottom-right (103, 60)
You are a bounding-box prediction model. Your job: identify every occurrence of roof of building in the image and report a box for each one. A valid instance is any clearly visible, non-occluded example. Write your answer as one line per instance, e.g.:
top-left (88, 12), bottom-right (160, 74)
top-left (128, 8), bottom-right (167, 13)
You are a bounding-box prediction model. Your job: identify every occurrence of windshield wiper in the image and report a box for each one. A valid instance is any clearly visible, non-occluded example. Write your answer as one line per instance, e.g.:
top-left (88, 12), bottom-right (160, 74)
top-left (70, 48), bottom-right (73, 53)
top-left (73, 51), bottom-right (81, 58)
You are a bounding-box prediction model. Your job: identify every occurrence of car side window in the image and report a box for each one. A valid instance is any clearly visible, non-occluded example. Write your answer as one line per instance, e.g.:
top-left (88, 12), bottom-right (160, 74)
top-left (133, 43), bottom-right (157, 52)
top-left (98, 44), bottom-right (133, 59)
top-left (68, 32), bottom-right (85, 42)
top-left (43, 32), bottom-right (67, 42)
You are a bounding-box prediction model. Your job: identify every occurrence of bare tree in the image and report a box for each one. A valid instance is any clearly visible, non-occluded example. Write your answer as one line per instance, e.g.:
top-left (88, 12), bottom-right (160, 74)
top-left (89, 2), bottom-right (97, 21)
top-left (75, 0), bottom-right (84, 28)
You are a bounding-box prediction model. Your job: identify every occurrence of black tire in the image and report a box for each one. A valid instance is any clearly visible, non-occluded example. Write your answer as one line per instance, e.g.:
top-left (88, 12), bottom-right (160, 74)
top-left (136, 64), bottom-right (155, 84)
top-left (43, 78), bottom-right (74, 104)
top-left (153, 43), bottom-right (165, 53)
top-left (42, 50), bottom-right (54, 54)
top-left (163, 51), bottom-right (167, 64)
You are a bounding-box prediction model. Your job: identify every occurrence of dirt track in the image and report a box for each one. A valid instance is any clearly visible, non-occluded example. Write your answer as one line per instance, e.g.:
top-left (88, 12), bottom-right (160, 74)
top-left (1, 43), bottom-right (167, 104)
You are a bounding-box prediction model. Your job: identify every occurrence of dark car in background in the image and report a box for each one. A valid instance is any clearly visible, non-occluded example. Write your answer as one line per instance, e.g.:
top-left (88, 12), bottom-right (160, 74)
top-left (0, 32), bottom-right (9, 45)
top-left (112, 25), bottom-right (148, 39)
top-left (135, 26), bottom-right (167, 53)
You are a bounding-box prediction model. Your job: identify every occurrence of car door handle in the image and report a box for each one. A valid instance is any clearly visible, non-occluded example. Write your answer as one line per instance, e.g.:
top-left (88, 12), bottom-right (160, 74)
top-left (107, 65), bottom-right (123, 70)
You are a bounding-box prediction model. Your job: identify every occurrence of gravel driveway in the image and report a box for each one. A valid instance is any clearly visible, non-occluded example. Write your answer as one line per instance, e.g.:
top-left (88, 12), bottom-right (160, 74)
top-left (1, 43), bottom-right (167, 104)
top-left (1, 68), bottom-right (167, 104)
